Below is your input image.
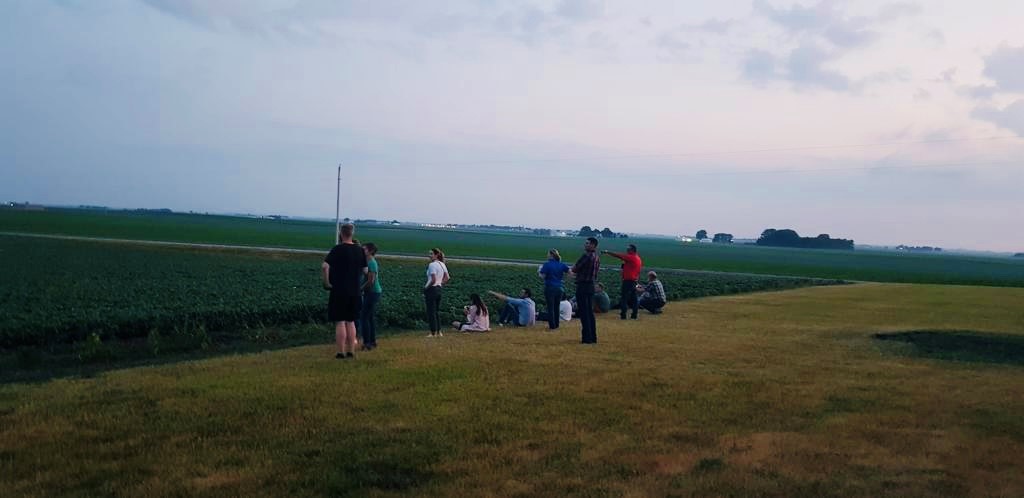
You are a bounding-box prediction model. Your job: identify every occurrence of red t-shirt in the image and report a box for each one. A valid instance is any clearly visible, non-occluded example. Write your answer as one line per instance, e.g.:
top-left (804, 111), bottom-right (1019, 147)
top-left (620, 253), bottom-right (642, 281)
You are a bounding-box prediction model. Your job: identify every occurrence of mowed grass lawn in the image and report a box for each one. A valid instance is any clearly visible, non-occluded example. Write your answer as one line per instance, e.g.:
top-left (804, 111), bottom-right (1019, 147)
top-left (2, 284), bottom-right (1023, 497)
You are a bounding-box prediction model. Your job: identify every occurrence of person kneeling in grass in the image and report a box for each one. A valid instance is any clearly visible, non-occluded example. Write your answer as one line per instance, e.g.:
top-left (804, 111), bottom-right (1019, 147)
top-left (637, 271), bottom-right (667, 314)
top-left (453, 293), bottom-right (490, 332)
top-left (488, 289), bottom-right (536, 327)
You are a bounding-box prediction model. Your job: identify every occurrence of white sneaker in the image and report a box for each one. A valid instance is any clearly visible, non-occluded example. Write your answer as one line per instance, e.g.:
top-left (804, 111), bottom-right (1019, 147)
top-left (436, 331), bottom-right (444, 337)
top-left (426, 333), bottom-right (435, 338)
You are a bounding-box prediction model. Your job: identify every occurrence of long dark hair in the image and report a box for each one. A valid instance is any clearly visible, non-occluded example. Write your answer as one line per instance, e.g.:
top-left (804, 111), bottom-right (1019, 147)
top-left (470, 293), bottom-right (487, 316)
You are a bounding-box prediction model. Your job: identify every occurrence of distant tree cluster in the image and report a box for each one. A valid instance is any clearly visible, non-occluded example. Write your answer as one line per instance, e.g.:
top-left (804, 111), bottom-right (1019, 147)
top-left (757, 229), bottom-right (854, 250)
top-left (896, 245), bottom-right (942, 253)
top-left (1015, 253), bottom-right (1024, 258)
top-left (579, 226), bottom-right (627, 238)
top-left (691, 230), bottom-right (731, 243)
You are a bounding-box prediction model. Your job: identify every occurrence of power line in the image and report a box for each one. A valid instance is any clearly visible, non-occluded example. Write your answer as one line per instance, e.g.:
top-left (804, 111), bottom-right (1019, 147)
top-left (350, 135), bottom-right (1024, 168)
top-left (358, 158), bottom-right (1020, 180)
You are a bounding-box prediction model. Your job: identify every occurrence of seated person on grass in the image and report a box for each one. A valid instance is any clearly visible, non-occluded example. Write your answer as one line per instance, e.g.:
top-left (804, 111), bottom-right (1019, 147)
top-left (594, 282), bottom-right (611, 313)
top-left (488, 289), bottom-right (536, 327)
top-left (537, 291), bottom-right (572, 324)
top-left (453, 293), bottom-right (491, 332)
top-left (571, 283), bottom-right (611, 316)
top-left (637, 271), bottom-right (667, 314)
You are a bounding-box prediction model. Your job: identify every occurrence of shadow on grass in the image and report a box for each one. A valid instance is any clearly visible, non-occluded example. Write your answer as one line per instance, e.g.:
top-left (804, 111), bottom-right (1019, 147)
top-left (873, 330), bottom-right (1024, 366)
top-left (1, 325), bottom-right (405, 385)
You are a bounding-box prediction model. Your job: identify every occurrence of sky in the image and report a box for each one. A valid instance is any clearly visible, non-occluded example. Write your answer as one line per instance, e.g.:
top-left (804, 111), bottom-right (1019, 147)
top-left (2, 0), bottom-right (1023, 251)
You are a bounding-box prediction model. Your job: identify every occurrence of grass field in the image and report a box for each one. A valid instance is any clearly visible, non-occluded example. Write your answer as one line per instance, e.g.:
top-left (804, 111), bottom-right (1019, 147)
top-left (2, 283), bottom-right (1023, 497)
top-left (3, 209), bottom-right (1024, 287)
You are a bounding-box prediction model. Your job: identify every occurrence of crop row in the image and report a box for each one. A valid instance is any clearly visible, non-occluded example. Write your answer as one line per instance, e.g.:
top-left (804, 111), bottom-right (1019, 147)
top-left (0, 236), bottom-right (843, 348)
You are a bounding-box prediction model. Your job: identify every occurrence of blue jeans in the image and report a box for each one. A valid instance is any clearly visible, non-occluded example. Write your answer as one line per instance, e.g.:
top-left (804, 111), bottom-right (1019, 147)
top-left (499, 303), bottom-right (521, 326)
top-left (360, 291), bottom-right (381, 346)
top-left (544, 286), bottom-right (562, 329)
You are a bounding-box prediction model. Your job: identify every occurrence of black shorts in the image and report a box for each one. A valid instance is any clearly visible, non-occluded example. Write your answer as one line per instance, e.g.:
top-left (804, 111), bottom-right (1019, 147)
top-left (328, 292), bottom-right (362, 322)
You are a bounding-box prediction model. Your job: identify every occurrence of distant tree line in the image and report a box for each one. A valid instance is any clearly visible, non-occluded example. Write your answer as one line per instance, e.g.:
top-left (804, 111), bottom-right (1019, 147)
top-left (896, 245), bottom-right (942, 253)
top-left (757, 229), bottom-right (853, 250)
top-left (579, 226), bottom-right (627, 238)
top-left (694, 229), bottom-right (732, 243)
top-left (1015, 253), bottom-right (1024, 258)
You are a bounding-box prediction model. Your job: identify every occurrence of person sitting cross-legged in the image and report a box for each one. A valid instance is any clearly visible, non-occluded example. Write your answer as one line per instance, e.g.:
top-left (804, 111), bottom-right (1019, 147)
top-left (637, 271), bottom-right (667, 314)
top-left (452, 293), bottom-right (491, 332)
top-left (488, 289), bottom-right (536, 327)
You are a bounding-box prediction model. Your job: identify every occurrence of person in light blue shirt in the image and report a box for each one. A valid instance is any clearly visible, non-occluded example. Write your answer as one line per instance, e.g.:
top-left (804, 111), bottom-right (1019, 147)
top-left (488, 289), bottom-right (536, 327)
top-left (537, 249), bottom-right (572, 330)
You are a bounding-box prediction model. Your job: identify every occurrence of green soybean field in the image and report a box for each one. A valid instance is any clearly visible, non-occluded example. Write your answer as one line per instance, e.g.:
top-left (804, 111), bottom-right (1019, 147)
top-left (0, 234), bottom-right (840, 350)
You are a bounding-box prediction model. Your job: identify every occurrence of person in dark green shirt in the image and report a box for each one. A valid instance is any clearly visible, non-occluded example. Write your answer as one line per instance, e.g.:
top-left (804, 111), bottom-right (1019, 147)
top-left (360, 243), bottom-right (382, 350)
top-left (593, 282), bottom-right (611, 313)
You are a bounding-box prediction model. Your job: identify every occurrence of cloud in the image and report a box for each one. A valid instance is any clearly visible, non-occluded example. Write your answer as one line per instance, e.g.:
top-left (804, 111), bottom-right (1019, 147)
top-left (753, 0), bottom-right (833, 33)
top-left (934, 67), bottom-right (957, 83)
top-left (741, 49), bottom-right (778, 86)
top-left (555, 0), bottom-right (605, 21)
top-left (972, 99), bottom-right (1024, 136)
top-left (981, 44), bottom-right (1024, 93)
top-left (139, 0), bottom-right (287, 33)
top-left (653, 18), bottom-right (736, 62)
top-left (913, 88), bottom-right (930, 101)
top-left (784, 43), bottom-right (852, 90)
top-left (924, 29), bottom-right (945, 48)
top-left (877, 2), bottom-right (923, 20)
top-left (741, 1), bottom-right (919, 92)
top-left (689, 18), bottom-right (737, 35)
top-left (741, 43), bottom-right (852, 91)
top-left (959, 45), bottom-right (1024, 102)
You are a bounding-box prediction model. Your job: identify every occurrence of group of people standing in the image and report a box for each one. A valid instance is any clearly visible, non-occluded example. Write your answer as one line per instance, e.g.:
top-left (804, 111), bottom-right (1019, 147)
top-left (321, 223), bottom-right (383, 359)
top-left (322, 224), bottom-right (668, 358)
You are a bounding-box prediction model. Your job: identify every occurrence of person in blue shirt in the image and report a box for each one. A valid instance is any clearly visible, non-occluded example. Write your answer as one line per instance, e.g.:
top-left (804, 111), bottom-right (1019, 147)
top-left (537, 249), bottom-right (572, 330)
top-left (488, 289), bottom-right (536, 327)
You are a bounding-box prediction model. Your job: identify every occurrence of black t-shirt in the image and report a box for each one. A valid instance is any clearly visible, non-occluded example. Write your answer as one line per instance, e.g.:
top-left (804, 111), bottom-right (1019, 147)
top-left (324, 243), bottom-right (367, 296)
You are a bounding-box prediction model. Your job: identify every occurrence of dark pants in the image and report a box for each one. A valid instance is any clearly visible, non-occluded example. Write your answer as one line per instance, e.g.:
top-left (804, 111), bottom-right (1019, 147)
top-left (639, 297), bottom-right (666, 314)
top-left (423, 286), bottom-right (443, 333)
top-left (544, 286), bottom-right (562, 330)
top-left (620, 280), bottom-right (638, 319)
top-left (360, 291), bottom-right (381, 346)
top-left (499, 303), bottom-right (521, 326)
top-left (576, 281), bottom-right (597, 344)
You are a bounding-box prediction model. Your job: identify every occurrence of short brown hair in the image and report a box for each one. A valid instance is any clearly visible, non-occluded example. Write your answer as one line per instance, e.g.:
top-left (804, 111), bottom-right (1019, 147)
top-left (339, 223), bottom-right (355, 242)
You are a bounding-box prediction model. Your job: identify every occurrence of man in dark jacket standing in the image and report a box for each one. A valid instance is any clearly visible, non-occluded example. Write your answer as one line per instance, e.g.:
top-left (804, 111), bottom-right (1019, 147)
top-left (572, 237), bottom-right (601, 344)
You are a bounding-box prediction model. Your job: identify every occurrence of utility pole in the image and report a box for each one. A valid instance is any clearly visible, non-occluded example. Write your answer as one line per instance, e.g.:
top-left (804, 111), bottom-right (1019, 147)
top-left (334, 164), bottom-right (341, 244)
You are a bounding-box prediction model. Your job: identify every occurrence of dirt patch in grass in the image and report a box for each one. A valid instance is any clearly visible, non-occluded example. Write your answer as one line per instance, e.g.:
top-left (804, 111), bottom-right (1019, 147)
top-left (874, 330), bottom-right (1024, 366)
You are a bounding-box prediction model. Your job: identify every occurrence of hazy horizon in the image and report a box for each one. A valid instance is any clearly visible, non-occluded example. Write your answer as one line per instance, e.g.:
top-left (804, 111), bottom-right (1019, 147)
top-left (3, 1), bottom-right (1023, 251)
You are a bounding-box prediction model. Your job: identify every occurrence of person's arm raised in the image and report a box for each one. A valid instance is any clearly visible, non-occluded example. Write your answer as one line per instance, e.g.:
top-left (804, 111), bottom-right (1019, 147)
top-left (487, 290), bottom-right (509, 301)
top-left (601, 250), bottom-right (625, 261)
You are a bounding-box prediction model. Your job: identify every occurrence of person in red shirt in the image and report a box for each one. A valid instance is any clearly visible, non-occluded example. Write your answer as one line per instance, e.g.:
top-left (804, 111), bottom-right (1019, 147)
top-left (602, 244), bottom-right (642, 320)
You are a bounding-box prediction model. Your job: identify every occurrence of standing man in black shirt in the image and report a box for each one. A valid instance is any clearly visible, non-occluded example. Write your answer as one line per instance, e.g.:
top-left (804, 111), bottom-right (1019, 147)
top-left (572, 237), bottom-right (601, 344)
top-left (322, 223), bottom-right (367, 359)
